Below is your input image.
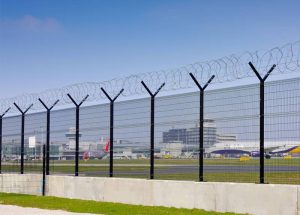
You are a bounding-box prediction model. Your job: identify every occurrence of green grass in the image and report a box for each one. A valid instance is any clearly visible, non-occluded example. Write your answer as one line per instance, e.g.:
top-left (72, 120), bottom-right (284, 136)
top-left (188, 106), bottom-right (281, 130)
top-left (0, 193), bottom-right (243, 215)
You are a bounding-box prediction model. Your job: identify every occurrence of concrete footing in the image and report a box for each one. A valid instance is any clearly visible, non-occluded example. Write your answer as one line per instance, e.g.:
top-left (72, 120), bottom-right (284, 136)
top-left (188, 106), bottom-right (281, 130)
top-left (0, 174), bottom-right (299, 215)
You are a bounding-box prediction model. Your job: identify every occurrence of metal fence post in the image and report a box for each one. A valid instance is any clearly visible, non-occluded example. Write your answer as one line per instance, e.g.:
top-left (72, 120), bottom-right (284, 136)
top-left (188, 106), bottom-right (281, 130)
top-left (189, 73), bottom-right (215, 182)
top-left (141, 81), bottom-right (165, 180)
top-left (0, 116), bottom-right (2, 174)
top-left (13, 103), bottom-right (33, 174)
top-left (38, 99), bottom-right (59, 175)
top-left (42, 144), bottom-right (46, 196)
top-left (249, 62), bottom-right (276, 184)
top-left (101, 88), bottom-right (124, 177)
top-left (67, 94), bottom-right (89, 176)
top-left (0, 107), bottom-right (11, 174)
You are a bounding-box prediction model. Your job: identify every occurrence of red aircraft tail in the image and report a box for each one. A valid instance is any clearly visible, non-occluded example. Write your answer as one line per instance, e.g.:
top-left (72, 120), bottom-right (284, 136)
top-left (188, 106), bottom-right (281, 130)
top-left (104, 140), bottom-right (110, 153)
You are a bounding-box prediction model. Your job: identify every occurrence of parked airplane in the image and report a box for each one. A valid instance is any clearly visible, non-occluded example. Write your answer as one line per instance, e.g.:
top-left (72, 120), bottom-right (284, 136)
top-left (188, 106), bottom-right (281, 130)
top-left (206, 141), bottom-right (300, 158)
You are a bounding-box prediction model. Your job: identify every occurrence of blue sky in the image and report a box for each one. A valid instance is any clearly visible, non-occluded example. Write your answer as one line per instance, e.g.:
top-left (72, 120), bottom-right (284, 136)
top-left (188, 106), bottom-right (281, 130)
top-left (0, 0), bottom-right (299, 98)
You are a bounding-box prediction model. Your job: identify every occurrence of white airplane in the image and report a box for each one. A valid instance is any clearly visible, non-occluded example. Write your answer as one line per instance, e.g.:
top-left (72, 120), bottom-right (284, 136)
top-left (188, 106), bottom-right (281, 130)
top-left (206, 141), bottom-right (300, 158)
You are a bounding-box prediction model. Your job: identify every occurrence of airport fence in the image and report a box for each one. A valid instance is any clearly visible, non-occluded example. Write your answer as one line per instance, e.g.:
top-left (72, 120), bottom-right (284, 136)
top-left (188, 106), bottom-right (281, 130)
top-left (0, 42), bottom-right (300, 190)
top-left (1, 73), bottom-right (299, 185)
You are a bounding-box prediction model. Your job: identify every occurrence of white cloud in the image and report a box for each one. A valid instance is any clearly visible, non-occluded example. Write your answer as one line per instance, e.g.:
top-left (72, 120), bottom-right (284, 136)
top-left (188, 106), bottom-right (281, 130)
top-left (0, 15), bottom-right (62, 32)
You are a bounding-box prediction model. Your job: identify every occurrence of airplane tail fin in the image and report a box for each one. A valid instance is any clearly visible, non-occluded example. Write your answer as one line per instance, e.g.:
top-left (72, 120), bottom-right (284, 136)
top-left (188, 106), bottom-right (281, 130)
top-left (104, 140), bottom-right (110, 153)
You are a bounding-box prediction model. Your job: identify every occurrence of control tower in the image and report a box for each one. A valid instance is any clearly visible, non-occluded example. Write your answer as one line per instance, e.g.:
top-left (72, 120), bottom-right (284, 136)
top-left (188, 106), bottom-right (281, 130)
top-left (65, 127), bottom-right (82, 150)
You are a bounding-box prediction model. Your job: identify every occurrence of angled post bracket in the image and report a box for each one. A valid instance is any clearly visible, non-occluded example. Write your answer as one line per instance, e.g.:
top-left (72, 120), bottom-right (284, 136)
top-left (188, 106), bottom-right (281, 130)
top-left (141, 81), bottom-right (165, 179)
top-left (38, 99), bottom-right (60, 175)
top-left (101, 88), bottom-right (124, 177)
top-left (249, 62), bottom-right (276, 184)
top-left (189, 73), bottom-right (215, 182)
top-left (13, 103), bottom-right (33, 174)
top-left (67, 94), bottom-right (89, 176)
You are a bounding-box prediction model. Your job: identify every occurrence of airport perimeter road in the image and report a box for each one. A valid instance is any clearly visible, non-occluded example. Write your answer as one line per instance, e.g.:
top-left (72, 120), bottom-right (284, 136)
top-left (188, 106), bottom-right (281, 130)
top-left (0, 205), bottom-right (99, 215)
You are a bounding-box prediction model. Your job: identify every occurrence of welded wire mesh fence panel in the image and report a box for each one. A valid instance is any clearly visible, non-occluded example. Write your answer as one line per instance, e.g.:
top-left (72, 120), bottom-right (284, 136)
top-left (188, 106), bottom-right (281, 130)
top-left (78, 104), bottom-right (109, 177)
top-left (0, 77), bottom-right (299, 185)
top-left (264, 78), bottom-right (300, 184)
top-left (155, 93), bottom-right (199, 181)
top-left (24, 113), bottom-right (44, 174)
top-left (49, 108), bottom-right (75, 176)
top-left (114, 98), bottom-right (150, 179)
top-left (204, 85), bottom-right (260, 183)
top-left (153, 84), bottom-right (260, 182)
top-left (2, 115), bottom-right (23, 173)
top-left (1, 114), bottom-right (43, 195)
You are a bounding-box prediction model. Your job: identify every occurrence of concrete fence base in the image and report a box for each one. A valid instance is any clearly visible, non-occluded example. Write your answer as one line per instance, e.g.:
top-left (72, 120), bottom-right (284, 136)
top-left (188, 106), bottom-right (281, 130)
top-left (0, 174), bottom-right (299, 215)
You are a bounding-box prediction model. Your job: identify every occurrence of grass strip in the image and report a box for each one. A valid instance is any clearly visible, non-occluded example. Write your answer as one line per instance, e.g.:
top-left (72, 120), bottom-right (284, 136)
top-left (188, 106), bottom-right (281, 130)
top-left (0, 192), bottom-right (244, 215)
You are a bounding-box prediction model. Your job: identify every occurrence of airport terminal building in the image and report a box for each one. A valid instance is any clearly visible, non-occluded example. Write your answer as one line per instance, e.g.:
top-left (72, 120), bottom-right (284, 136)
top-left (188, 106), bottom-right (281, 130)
top-left (162, 119), bottom-right (221, 148)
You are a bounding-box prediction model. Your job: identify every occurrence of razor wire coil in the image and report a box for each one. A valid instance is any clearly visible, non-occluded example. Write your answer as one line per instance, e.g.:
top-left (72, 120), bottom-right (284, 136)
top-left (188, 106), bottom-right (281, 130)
top-left (1, 41), bottom-right (299, 113)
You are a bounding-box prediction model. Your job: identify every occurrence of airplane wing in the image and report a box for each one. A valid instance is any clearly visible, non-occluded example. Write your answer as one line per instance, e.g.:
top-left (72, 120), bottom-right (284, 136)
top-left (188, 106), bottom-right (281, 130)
top-left (264, 146), bottom-right (281, 154)
top-left (271, 146), bottom-right (300, 154)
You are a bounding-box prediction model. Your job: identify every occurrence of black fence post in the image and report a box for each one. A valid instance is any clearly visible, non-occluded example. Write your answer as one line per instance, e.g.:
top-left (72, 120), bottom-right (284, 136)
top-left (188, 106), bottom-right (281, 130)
top-left (67, 94), bottom-right (89, 176)
top-left (189, 73), bottom-right (215, 182)
top-left (0, 107), bottom-right (11, 174)
top-left (141, 81), bottom-right (165, 180)
top-left (101, 88), bottom-right (124, 177)
top-left (13, 103), bottom-right (33, 174)
top-left (42, 144), bottom-right (46, 196)
top-left (249, 62), bottom-right (276, 184)
top-left (38, 99), bottom-right (60, 175)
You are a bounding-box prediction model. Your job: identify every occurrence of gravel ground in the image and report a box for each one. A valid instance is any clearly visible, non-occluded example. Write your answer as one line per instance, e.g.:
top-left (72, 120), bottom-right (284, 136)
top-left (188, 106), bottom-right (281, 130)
top-left (0, 205), bottom-right (99, 215)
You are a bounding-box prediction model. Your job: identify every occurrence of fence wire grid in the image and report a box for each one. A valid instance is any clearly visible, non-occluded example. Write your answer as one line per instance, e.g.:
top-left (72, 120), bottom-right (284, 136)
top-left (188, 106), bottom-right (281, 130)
top-left (0, 41), bottom-right (300, 191)
top-left (1, 76), bottom-right (299, 185)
